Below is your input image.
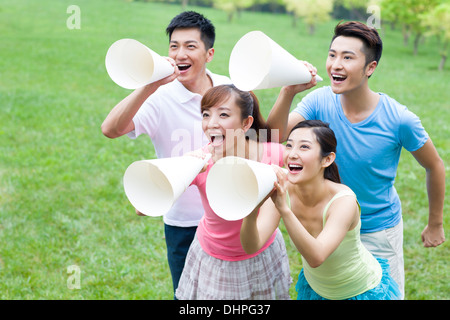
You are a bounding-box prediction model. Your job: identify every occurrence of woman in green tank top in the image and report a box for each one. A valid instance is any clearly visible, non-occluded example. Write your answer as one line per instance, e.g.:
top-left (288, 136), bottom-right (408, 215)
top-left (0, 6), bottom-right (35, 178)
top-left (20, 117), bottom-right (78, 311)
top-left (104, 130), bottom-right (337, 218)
top-left (241, 120), bottom-right (400, 300)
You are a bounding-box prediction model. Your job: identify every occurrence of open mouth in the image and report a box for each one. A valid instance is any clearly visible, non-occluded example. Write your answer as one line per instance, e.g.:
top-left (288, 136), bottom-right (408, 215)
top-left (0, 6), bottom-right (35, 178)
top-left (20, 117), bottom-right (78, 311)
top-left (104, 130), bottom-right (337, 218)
top-left (332, 74), bottom-right (347, 83)
top-left (210, 134), bottom-right (224, 147)
top-left (288, 164), bottom-right (303, 173)
top-left (177, 64), bottom-right (191, 72)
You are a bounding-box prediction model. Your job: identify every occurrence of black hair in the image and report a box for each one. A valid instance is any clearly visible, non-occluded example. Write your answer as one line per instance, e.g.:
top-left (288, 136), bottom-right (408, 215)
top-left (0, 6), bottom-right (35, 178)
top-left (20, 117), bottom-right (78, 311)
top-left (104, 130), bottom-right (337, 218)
top-left (331, 21), bottom-right (383, 77)
top-left (289, 120), bottom-right (341, 183)
top-left (166, 11), bottom-right (215, 49)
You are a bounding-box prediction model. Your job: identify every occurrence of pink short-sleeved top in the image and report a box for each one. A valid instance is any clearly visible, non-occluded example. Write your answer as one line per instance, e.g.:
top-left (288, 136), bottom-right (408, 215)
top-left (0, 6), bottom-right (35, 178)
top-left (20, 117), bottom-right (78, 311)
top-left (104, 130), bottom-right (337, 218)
top-left (191, 142), bottom-right (285, 261)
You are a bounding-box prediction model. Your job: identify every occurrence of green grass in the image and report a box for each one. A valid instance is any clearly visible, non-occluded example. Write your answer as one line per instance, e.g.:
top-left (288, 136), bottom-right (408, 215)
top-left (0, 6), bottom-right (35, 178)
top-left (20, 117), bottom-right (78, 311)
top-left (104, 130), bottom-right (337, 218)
top-left (0, 0), bottom-right (448, 300)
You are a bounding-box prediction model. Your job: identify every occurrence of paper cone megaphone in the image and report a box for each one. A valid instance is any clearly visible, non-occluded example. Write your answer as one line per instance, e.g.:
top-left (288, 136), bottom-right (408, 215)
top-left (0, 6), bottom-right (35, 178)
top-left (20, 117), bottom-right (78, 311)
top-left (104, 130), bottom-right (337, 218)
top-left (229, 31), bottom-right (323, 91)
top-left (206, 156), bottom-right (285, 221)
top-left (123, 154), bottom-right (211, 216)
top-left (105, 39), bottom-right (175, 90)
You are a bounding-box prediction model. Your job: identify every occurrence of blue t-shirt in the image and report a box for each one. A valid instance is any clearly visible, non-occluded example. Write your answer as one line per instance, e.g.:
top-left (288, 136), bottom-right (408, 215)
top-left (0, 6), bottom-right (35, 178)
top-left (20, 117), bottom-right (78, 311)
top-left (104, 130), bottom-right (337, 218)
top-left (294, 86), bottom-right (429, 233)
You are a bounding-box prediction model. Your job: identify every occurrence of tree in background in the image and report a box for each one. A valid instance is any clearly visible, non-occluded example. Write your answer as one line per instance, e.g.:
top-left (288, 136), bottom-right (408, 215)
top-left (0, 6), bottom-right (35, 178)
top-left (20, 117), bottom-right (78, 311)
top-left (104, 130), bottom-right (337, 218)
top-left (182, 0), bottom-right (188, 10)
top-left (337, 0), bottom-right (369, 20)
top-left (380, 0), bottom-right (439, 55)
top-left (132, 0), bottom-right (448, 70)
top-left (283, 0), bottom-right (333, 35)
top-left (250, 0), bottom-right (287, 13)
top-left (379, 0), bottom-right (411, 45)
top-left (420, 2), bottom-right (450, 70)
top-left (212, 0), bottom-right (256, 21)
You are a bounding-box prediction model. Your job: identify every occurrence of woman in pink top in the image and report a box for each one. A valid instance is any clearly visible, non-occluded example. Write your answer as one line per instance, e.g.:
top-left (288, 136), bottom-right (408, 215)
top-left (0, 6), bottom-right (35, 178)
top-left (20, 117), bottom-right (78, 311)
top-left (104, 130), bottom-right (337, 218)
top-left (175, 84), bottom-right (291, 300)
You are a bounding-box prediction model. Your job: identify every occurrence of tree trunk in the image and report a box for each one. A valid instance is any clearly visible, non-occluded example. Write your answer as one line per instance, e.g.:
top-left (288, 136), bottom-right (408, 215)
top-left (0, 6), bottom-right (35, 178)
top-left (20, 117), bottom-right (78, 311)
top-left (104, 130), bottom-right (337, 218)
top-left (390, 21), bottom-right (396, 31)
top-left (439, 55), bottom-right (447, 71)
top-left (351, 8), bottom-right (364, 21)
top-left (182, 0), bottom-right (188, 11)
top-left (228, 12), bottom-right (234, 23)
top-left (402, 24), bottom-right (410, 46)
top-left (413, 33), bottom-right (421, 56)
top-left (292, 13), bottom-right (298, 28)
top-left (439, 41), bottom-right (448, 71)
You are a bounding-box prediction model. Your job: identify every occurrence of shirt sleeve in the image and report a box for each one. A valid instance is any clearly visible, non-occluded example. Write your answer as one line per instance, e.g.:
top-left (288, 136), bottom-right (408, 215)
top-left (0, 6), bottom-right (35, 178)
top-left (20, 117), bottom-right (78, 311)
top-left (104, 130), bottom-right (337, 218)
top-left (293, 89), bottom-right (320, 120)
top-left (126, 98), bottom-right (161, 140)
top-left (398, 109), bottom-right (429, 152)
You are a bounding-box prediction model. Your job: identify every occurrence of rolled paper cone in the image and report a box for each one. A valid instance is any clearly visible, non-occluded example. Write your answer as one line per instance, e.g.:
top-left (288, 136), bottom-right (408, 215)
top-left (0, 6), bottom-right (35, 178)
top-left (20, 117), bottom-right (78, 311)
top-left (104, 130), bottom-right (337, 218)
top-left (229, 31), bottom-right (323, 91)
top-left (105, 38), bottom-right (175, 89)
top-left (206, 156), bottom-right (285, 221)
top-left (123, 154), bottom-right (211, 216)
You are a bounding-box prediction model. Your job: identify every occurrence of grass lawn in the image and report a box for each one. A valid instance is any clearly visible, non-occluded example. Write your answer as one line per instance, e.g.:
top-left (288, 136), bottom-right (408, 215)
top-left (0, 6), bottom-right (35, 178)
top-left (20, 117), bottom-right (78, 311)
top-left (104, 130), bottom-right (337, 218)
top-left (0, 0), bottom-right (448, 300)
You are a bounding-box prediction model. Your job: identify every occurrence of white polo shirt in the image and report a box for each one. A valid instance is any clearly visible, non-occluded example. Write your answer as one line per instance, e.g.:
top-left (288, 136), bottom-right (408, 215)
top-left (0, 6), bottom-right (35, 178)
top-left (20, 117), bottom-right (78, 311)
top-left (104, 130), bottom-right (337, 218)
top-left (127, 69), bottom-right (231, 227)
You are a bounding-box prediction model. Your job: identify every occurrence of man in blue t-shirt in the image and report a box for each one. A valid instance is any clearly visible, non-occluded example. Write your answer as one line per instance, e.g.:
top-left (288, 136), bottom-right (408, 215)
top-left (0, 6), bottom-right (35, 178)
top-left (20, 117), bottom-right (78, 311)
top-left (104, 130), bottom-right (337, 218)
top-left (267, 21), bottom-right (445, 299)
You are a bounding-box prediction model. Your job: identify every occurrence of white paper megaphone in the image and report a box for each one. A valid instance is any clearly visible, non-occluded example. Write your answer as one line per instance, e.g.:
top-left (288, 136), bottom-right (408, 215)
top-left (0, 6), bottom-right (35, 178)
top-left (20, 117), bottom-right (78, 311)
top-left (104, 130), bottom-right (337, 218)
top-left (229, 31), bottom-right (323, 91)
top-left (123, 154), bottom-right (211, 216)
top-left (206, 156), bottom-right (285, 221)
top-left (105, 38), bottom-right (175, 90)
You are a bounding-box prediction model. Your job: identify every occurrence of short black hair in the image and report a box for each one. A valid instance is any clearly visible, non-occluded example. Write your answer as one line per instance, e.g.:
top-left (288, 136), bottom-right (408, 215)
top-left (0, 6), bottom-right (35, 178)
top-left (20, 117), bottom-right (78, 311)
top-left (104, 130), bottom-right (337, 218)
top-left (166, 11), bottom-right (215, 50)
top-left (331, 21), bottom-right (383, 70)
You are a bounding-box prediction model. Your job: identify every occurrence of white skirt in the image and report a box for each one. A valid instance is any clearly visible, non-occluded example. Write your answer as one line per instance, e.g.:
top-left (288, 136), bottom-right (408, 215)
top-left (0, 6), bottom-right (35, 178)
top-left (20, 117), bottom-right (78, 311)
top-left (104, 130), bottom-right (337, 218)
top-left (175, 231), bottom-right (292, 300)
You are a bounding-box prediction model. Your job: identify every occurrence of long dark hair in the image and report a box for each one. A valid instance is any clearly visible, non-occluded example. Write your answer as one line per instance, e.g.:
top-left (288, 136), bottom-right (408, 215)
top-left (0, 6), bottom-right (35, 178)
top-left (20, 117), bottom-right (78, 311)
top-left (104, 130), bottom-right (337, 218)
top-left (201, 84), bottom-right (271, 142)
top-left (289, 120), bottom-right (341, 183)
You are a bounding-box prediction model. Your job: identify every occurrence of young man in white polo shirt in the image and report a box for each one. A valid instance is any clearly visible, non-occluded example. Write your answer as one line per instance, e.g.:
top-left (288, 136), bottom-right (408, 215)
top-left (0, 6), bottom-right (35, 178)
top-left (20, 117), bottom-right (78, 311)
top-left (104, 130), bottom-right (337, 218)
top-left (101, 11), bottom-right (230, 297)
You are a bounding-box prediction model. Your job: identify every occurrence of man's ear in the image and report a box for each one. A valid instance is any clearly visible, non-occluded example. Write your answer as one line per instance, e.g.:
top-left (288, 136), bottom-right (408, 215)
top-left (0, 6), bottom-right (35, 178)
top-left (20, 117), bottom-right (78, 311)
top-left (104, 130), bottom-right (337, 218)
top-left (366, 60), bottom-right (377, 77)
top-left (206, 48), bottom-right (214, 63)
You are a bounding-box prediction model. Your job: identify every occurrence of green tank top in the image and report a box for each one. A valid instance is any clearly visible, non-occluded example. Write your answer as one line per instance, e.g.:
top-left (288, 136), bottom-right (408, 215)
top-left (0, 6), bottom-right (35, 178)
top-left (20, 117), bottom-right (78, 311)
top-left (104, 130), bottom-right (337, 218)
top-left (292, 190), bottom-right (382, 299)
